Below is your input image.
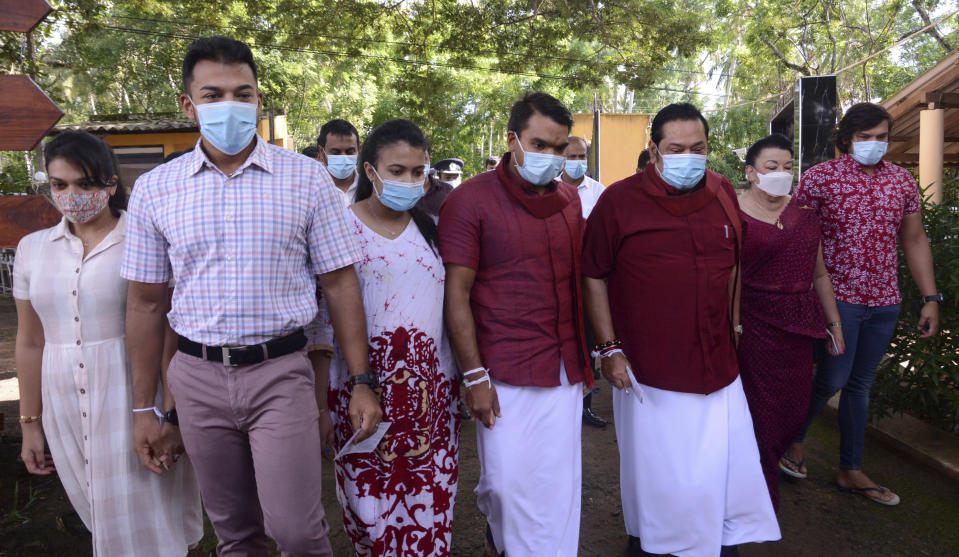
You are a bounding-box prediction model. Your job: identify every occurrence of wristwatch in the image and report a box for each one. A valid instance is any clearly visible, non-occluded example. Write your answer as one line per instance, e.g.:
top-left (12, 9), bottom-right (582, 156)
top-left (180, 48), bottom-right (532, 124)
top-left (922, 293), bottom-right (944, 304)
top-left (348, 371), bottom-right (379, 390)
top-left (160, 408), bottom-right (179, 427)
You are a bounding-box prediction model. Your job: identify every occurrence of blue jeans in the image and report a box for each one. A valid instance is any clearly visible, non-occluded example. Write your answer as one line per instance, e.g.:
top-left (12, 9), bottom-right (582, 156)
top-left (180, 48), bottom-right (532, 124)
top-left (798, 301), bottom-right (900, 470)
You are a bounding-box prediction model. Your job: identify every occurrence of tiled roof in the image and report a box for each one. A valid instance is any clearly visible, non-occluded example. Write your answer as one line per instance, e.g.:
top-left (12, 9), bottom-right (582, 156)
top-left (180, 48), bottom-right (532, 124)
top-left (52, 114), bottom-right (198, 134)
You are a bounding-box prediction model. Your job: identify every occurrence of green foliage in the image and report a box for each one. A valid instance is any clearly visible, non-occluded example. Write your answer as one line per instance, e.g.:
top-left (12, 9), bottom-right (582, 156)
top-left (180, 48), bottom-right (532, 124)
top-left (873, 174), bottom-right (959, 434)
top-left (0, 154), bottom-right (31, 195)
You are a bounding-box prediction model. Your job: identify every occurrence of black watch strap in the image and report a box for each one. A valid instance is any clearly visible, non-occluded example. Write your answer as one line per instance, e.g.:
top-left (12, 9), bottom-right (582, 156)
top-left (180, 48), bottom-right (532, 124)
top-left (161, 408), bottom-right (179, 427)
top-left (348, 371), bottom-right (379, 390)
top-left (923, 293), bottom-right (944, 304)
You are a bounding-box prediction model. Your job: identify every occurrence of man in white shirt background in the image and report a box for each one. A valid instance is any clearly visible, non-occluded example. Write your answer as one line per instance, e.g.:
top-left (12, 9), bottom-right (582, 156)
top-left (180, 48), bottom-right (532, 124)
top-left (316, 119), bottom-right (360, 206)
top-left (562, 136), bottom-right (608, 428)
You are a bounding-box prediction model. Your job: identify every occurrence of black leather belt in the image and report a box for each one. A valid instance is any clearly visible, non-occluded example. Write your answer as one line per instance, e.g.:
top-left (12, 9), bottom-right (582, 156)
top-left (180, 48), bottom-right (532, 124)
top-left (177, 329), bottom-right (307, 367)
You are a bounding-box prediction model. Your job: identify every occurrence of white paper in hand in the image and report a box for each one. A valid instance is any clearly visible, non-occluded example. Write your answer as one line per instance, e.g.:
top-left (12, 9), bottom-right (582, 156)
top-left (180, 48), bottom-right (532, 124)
top-left (335, 421), bottom-right (392, 459)
top-left (625, 366), bottom-right (644, 403)
top-left (825, 329), bottom-right (840, 354)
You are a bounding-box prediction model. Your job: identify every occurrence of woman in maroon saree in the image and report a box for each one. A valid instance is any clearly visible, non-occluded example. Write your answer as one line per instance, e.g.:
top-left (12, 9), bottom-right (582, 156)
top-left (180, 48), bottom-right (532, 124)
top-left (738, 134), bottom-right (846, 511)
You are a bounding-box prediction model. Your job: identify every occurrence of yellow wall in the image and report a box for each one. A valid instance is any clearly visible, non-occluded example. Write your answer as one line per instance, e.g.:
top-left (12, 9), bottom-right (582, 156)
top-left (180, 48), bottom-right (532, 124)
top-left (571, 113), bottom-right (650, 186)
top-left (102, 114), bottom-right (292, 156)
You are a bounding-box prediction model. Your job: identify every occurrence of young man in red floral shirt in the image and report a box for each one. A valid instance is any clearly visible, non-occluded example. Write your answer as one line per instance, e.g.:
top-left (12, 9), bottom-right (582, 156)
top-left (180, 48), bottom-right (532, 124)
top-left (785, 102), bottom-right (940, 506)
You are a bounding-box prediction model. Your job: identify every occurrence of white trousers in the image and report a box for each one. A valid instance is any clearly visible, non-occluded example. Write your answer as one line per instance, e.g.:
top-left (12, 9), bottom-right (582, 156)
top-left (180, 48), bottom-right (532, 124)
top-left (614, 376), bottom-right (781, 557)
top-left (475, 363), bottom-right (582, 557)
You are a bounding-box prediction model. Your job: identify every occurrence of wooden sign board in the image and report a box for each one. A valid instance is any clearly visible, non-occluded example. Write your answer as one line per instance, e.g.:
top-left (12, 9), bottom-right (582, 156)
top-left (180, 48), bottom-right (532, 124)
top-left (0, 0), bottom-right (53, 33)
top-left (0, 75), bottom-right (64, 150)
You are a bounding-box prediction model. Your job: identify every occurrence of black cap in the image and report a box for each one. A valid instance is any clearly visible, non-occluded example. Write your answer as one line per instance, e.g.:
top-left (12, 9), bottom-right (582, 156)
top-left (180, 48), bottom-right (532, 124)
top-left (433, 158), bottom-right (464, 174)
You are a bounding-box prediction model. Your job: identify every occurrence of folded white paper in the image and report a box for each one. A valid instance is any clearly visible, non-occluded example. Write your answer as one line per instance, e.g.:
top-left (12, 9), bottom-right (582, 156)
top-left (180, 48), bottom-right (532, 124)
top-left (625, 366), bottom-right (644, 403)
top-left (825, 329), bottom-right (840, 354)
top-left (335, 421), bottom-right (392, 459)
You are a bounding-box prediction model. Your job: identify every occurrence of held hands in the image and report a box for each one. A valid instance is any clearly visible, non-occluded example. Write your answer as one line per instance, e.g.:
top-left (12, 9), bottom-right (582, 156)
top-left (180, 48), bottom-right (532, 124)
top-left (133, 409), bottom-right (185, 474)
top-left (601, 351), bottom-right (633, 391)
top-left (20, 423), bottom-right (54, 475)
top-left (154, 422), bottom-right (186, 469)
top-left (463, 368), bottom-right (501, 429)
top-left (918, 302), bottom-right (940, 338)
top-left (348, 384), bottom-right (383, 443)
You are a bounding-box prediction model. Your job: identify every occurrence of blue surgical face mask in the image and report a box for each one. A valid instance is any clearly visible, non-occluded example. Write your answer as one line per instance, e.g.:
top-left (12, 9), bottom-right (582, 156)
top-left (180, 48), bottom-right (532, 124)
top-left (513, 135), bottom-right (565, 186)
top-left (659, 153), bottom-right (707, 190)
top-left (851, 140), bottom-right (887, 166)
top-left (565, 160), bottom-right (588, 180)
top-left (371, 166), bottom-right (427, 211)
top-left (325, 154), bottom-right (357, 180)
top-left (192, 99), bottom-right (258, 156)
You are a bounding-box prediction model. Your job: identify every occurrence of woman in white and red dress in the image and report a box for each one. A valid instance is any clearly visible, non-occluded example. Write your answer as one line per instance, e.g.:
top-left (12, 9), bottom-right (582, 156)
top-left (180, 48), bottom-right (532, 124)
top-left (322, 119), bottom-right (460, 556)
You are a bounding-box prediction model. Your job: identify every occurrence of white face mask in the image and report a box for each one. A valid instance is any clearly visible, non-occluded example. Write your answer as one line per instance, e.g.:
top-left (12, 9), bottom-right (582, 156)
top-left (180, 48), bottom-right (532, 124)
top-left (753, 170), bottom-right (793, 197)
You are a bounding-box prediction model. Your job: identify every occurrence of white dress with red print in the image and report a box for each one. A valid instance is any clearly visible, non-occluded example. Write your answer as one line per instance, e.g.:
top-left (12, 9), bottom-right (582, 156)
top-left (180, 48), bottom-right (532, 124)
top-left (325, 208), bottom-right (460, 557)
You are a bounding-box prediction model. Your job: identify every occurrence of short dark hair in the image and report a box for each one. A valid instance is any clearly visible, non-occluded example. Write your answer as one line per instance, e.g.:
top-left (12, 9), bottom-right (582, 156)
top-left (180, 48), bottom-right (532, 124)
top-left (637, 149), bottom-right (650, 169)
top-left (835, 102), bottom-right (893, 154)
top-left (507, 92), bottom-right (573, 135)
top-left (44, 131), bottom-right (126, 217)
top-left (745, 134), bottom-right (793, 168)
top-left (650, 103), bottom-right (709, 146)
top-left (182, 36), bottom-right (258, 93)
top-left (318, 119), bottom-right (360, 149)
top-left (485, 156), bottom-right (500, 167)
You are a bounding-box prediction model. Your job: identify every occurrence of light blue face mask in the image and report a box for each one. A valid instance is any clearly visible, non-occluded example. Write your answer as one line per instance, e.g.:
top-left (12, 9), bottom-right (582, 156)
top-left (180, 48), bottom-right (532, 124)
top-left (514, 136), bottom-right (565, 186)
top-left (851, 141), bottom-right (887, 166)
top-left (565, 160), bottom-right (588, 180)
top-left (192, 99), bottom-right (258, 156)
top-left (659, 153), bottom-right (707, 190)
top-left (325, 154), bottom-right (357, 180)
top-left (372, 167), bottom-right (426, 211)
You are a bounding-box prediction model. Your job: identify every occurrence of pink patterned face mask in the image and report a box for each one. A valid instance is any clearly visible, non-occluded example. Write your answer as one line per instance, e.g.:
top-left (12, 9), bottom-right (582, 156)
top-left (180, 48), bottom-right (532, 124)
top-left (51, 188), bottom-right (110, 224)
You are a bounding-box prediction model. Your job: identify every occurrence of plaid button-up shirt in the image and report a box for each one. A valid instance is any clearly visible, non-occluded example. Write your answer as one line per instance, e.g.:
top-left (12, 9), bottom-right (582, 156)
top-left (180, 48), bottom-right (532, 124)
top-left (121, 137), bottom-right (360, 345)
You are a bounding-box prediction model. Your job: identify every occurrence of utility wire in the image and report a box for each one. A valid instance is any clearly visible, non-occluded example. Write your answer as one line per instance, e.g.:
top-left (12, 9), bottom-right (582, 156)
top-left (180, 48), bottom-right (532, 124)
top-left (704, 8), bottom-right (959, 113)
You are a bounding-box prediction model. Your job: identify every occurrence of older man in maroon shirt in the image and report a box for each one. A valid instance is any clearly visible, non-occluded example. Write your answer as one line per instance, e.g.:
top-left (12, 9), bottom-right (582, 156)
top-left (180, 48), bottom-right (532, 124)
top-left (583, 103), bottom-right (780, 557)
top-left (439, 92), bottom-right (591, 557)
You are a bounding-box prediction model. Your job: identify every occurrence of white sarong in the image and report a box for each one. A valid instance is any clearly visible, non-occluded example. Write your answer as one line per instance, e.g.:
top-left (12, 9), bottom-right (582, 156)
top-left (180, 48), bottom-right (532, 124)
top-left (475, 363), bottom-right (582, 557)
top-left (614, 375), bottom-right (781, 557)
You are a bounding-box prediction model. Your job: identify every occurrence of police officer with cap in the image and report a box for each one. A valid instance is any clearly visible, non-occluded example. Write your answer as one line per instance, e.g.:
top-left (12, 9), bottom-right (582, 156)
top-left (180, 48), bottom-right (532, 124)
top-left (433, 158), bottom-right (464, 188)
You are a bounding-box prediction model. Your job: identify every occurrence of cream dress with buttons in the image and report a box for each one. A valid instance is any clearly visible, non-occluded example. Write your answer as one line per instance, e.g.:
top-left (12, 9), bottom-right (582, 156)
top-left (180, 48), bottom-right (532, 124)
top-left (13, 212), bottom-right (203, 557)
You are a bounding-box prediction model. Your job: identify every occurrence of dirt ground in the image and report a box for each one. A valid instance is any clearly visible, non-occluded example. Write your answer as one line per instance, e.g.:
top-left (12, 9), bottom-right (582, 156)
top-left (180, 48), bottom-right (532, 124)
top-left (2, 296), bottom-right (959, 556)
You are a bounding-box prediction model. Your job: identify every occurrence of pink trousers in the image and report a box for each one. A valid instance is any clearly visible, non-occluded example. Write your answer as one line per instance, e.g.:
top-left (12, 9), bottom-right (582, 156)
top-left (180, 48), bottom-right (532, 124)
top-left (168, 349), bottom-right (333, 557)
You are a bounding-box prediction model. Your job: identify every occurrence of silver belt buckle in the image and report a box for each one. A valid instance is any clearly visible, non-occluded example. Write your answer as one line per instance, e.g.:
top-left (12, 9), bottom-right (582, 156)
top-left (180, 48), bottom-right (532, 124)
top-left (222, 346), bottom-right (237, 367)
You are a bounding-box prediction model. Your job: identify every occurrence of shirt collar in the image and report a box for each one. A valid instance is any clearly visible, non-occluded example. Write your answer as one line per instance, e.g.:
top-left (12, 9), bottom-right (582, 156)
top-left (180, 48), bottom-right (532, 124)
top-left (47, 216), bottom-right (70, 242)
top-left (48, 211), bottom-right (127, 252)
top-left (188, 135), bottom-right (275, 176)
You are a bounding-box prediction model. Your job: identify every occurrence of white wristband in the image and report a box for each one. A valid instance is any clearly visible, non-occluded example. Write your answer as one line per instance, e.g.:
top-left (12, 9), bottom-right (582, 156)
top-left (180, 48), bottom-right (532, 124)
top-left (132, 406), bottom-right (163, 419)
top-left (463, 368), bottom-right (491, 388)
top-left (592, 348), bottom-right (624, 360)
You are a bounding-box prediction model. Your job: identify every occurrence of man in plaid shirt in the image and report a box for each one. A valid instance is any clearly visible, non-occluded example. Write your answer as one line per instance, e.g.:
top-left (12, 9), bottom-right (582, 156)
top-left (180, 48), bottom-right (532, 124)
top-left (122, 37), bottom-right (382, 556)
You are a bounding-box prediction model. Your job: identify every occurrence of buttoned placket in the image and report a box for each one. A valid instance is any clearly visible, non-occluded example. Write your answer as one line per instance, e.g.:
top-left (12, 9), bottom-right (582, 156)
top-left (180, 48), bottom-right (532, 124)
top-left (224, 169), bottom-right (239, 345)
top-left (66, 233), bottom-right (94, 500)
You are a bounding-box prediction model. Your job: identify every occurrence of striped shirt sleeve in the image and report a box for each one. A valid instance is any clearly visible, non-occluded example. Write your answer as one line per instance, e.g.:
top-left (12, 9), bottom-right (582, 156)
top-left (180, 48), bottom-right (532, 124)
top-left (121, 177), bottom-right (172, 284)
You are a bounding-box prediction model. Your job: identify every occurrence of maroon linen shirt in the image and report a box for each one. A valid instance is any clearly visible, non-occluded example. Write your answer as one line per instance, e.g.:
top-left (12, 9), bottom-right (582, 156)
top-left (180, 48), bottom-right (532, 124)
top-left (438, 160), bottom-right (590, 388)
top-left (793, 154), bottom-right (920, 307)
top-left (582, 164), bottom-right (741, 395)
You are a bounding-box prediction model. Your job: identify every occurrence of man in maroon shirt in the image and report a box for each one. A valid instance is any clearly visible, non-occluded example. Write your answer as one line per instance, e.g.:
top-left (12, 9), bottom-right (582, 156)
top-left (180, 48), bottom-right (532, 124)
top-left (583, 103), bottom-right (780, 557)
top-left (439, 92), bottom-right (591, 557)
top-left (784, 103), bottom-right (939, 506)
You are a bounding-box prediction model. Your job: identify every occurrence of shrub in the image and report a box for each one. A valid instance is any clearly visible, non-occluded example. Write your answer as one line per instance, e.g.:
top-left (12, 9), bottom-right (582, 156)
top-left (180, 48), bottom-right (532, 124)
top-left (872, 173), bottom-right (959, 434)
